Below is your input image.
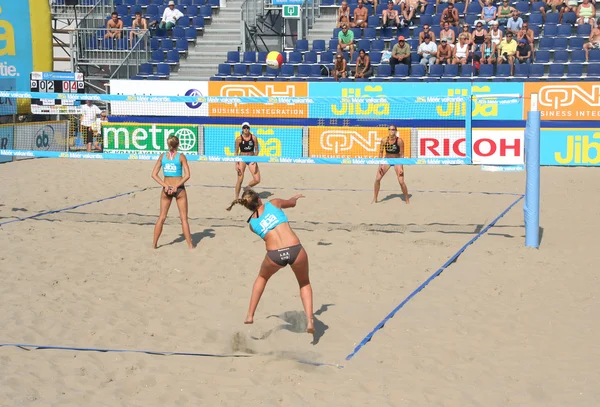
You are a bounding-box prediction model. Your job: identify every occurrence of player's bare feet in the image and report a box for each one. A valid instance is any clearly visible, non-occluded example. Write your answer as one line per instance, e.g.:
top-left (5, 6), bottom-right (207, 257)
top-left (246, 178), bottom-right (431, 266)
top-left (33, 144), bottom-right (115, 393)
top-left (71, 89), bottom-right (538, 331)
top-left (244, 316), bottom-right (254, 324)
top-left (307, 318), bottom-right (315, 334)
top-left (371, 198), bottom-right (378, 204)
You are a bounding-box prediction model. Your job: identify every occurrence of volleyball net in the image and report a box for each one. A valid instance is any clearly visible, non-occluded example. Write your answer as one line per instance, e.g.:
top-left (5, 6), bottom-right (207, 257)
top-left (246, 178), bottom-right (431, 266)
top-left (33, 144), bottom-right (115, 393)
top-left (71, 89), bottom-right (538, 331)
top-left (0, 90), bottom-right (524, 165)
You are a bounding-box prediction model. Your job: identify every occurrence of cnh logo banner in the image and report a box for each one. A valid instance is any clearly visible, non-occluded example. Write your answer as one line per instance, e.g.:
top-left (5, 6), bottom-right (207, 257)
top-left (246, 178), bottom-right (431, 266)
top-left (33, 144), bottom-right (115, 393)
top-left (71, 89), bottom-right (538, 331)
top-left (308, 126), bottom-right (411, 158)
top-left (525, 82), bottom-right (600, 120)
top-left (103, 123), bottom-right (199, 154)
top-left (208, 82), bottom-right (308, 118)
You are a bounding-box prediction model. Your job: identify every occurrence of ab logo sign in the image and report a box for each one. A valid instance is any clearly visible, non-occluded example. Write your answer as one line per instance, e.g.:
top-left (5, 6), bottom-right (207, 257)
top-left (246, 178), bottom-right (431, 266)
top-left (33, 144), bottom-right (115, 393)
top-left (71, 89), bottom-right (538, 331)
top-left (103, 123), bottom-right (199, 154)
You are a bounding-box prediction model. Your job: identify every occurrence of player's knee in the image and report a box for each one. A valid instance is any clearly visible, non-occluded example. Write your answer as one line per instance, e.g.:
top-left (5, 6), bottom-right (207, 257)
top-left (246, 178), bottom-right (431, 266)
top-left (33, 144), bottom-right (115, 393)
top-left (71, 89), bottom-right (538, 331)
top-left (157, 215), bottom-right (167, 225)
top-left (297, 278), bottom-right (310, 288)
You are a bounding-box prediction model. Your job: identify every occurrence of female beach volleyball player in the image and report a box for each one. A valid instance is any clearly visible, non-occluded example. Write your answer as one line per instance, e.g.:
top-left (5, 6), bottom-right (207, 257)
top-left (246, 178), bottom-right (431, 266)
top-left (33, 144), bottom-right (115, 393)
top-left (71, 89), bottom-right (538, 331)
top-left (226, 189), bottom-right (315, 334)
top-left (151, 136), bottom-right (194, 250)
top-left (234, 122), bottom-right (261, 199)
top-left (372, 125), bottom-right (410, 204)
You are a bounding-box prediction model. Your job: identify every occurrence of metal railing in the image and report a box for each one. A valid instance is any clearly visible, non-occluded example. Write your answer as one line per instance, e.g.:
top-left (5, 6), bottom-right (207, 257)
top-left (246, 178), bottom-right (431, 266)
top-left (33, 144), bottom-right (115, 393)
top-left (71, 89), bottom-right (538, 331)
top-left (71, 28), bottom-right (150, 68)
top-left (109, 32), bottom-right (153, 80)
top-left (51, 0), bottom-right (113, 25)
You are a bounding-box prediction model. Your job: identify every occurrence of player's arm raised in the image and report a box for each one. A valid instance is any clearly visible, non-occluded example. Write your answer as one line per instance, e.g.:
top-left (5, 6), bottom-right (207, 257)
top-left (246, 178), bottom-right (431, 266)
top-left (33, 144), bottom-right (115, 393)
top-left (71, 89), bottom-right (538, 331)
top-left (271, 195), bottom-right (305, 209)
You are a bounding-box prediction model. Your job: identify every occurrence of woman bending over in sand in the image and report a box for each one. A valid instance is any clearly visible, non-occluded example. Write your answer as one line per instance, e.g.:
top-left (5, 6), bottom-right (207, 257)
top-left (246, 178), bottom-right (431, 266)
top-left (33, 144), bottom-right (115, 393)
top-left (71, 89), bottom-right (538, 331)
top-left (151, 136), bottom-right (194, 250)
top-left (226, 189), bottom-right (314, 334)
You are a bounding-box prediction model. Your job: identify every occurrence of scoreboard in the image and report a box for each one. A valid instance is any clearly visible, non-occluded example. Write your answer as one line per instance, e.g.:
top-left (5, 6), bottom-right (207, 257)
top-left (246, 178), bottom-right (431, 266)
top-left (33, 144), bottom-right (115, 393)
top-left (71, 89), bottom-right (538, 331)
top-left (30, 72), bottom-right (85, 114)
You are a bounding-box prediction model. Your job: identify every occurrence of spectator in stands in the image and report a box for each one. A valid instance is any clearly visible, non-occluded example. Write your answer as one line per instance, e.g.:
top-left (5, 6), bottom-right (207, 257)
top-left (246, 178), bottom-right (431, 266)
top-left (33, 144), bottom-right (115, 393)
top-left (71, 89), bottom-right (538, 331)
top-left (403, 0), bottom-right (427, 27)
top-left (440, 22), bottom-right (456, 45)
top-left (435, 39), bottom-right (453, 64)
top-left (105, 12), bottom-right (124, 39)
top-left (577, 0), bottom-right (597, 27)
top-left (352, 0), bottom-right (369, 28)
top-left (382, 1), bottom-right (401, 28)
top-left (560, 0), bottom-right (579, 24)
top-left (506, 10), bottom-right (523, 35)
top-left (496, 0), bottom-right (514, 27)
top-left (497, 31), bottom-right (516, 71)
top-left (476, 0), bottom-right (497, 27)
top-left (81, 100), bottom-right (103, 153)
top-left (130, 11), bottom-right (148, 48)
top-left (389, 35), bottom-right (411, 74)
top-left (516, 39), bottom-right (531, 64)
top-left (471, 22), bottom-right (487, 52)
top-left (583, 22), bottom-right (600, 61)
top-left (337, 25), bottom-right (355, 59)
top-left (452, 35), bottom-right (470, 64)
top-left (353, 49), bottom-right (372, 78)
top-left (337, 1), bottom-right (351, 28)
top-left (517, 21), bottom-right (534, 53)
top-left (418, 34), bottom-right (438, 65)
top-left (454, 0), bottom-right (470, 13)
top-left (441, 3), bottom-right (459, 27)
top-left (419, 24), bottom-right (436, 43)
top-left (460, 24), bottom-right (473, 44)
top-left (480, 34), bottom-right (497, 64)
top-left (540, 0), bottom-right (564, 23)
top-left (364, 0), bottom-right (379, 16)
top-left (159, 0), bottom-right (184, 31)
top-left (332, 53), bottom-right (348, 80)
top-left (489, 20), bottom-right (503, 46)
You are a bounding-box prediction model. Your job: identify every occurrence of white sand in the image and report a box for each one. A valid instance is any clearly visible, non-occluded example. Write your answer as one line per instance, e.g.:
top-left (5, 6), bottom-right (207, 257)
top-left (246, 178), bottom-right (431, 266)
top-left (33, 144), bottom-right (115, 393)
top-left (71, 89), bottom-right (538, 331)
top-left (0, 159), bottom-right (598, 406)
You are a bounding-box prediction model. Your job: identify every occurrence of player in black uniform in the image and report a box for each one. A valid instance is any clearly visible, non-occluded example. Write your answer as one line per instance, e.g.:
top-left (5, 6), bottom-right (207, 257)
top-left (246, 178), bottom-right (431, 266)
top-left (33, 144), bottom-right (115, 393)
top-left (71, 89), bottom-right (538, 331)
top-left (234, 122), bottom-right (261, 199)
top-left (372, 125), bottom-right (410, 204)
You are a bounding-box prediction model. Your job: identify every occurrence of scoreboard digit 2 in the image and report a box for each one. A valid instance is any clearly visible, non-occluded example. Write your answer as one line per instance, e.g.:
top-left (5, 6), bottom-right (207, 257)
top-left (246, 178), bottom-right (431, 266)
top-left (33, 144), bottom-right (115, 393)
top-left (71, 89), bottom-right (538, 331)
top-left (30, 72), bottom-right (85, 114)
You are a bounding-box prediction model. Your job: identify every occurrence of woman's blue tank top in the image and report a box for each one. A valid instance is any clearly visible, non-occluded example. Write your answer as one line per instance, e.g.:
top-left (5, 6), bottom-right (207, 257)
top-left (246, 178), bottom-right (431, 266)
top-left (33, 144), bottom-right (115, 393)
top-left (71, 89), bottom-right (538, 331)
top-left (162, 152), bottom-right (183, 177)
top-left (249, 202), bottom-right (289, 239)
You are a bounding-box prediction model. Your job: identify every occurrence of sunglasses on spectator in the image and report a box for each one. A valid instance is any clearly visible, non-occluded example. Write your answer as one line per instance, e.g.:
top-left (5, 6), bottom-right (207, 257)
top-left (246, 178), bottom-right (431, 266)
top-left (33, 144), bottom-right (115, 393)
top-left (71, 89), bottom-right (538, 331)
top-left (389, 128), bottom-right (397, 131)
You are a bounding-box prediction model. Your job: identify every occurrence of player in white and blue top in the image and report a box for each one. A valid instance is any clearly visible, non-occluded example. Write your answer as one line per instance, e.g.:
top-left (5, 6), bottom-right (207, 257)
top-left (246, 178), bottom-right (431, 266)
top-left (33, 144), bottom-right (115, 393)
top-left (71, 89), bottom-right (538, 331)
top-left (151, 136), bottom-right (194, 250)
top-left (226, 188), bottom-right (315, 334)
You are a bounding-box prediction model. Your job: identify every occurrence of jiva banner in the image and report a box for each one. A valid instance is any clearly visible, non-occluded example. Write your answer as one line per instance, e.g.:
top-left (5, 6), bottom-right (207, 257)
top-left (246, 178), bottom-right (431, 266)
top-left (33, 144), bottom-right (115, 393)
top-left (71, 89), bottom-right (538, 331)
top-left (541, 129), bottom-right (600, 166)
top-left (103, 123), bottom-right (200, 154)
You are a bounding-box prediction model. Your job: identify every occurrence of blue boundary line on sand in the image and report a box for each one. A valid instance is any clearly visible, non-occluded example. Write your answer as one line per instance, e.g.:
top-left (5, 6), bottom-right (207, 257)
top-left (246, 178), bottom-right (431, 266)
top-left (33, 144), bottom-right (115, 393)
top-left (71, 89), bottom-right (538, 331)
top-left (345, 194), bottom-right (525, 361)
top-left (0, 187), bottom-right (155, 227)
top-left (0, 344), bottom-right (343, 368)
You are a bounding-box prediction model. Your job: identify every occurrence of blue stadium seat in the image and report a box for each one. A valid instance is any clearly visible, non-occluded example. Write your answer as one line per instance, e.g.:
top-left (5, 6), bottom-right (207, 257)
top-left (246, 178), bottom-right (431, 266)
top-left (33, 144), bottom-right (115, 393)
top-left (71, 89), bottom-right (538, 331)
top-left (586, 64), bottom-right (600, 79)
top-left (557, 24), bottom-right (572, 38)
top-left (265, 67), bottom-right (279, 77)
top-left (453, 2), bottom-right (465, 14)
top-left (186, 6), bottom-right (200, 17)
top-left (321, 0), bottom-right (335, 5)
top-left (538, 38), bottom-right (554, 50)
top-left (288, 51), bottom-right (302, 64)
top-left (428, 64), bottom-right (443, 78)
top-left (185, 27), bottom-right (197, 40)
top-left (467, 2), bottom-right (482, 14)
top-left (380, 27), bottom-right (395, 39)
top-left (155, 63), bottom-right (170, 78)
top-left (313, 40), bottom-right (326, 53)
top-left (226, 51), bottom-right (240, 63)
top-left (176, 38), bottom-right (188, 53)
top-left (150, 49), bottom-right (164, 63)
top-left (172, 26), bottom-right (186, 39)
top-left (138, 63), bottom-right (153, 77)
top-left (496, 64), bottom-right (511, 77)
top-left (554, 50), bottom-right (569, 63)
top-left (546, 13), bottom-right (559, 25)
top-left (479, 64), bottom-right (494, 78)
top-left (243, 51), bottom-right (256, 63)
top-left (357, 39), bottom-right (371, 52)
top-left (460, 64), bottom-right (473, 78)
top-left (130, 5), bottom-right (143, 15)
top-left (443, 64), bottom-right (459, 77)
top-left (280, 64), bottom-right (295, 77)
top-left (180, 0), bottom-right (192, 5)
top-left (554, 38), bottom-right (568, 50)
top-left (138, 0), bottom-right (150, 6)
top-left (297, 64), bottom-right (311, 77)
top-left (528, 14), bottom-right (543, 27)
top-left (548, 64), bottom-right (564, 77)
top-left (200, 5), bottom-right (212, 17)
top-left (514, 63), bottom-right (529, 78)
top-left (464, 14), bottom-right (477, 26)
top-left (193, 17), bottom-right (205, 30)
top-left (295, 39), bottom-right (309, 52)
top-left (377, 64), bottom-right (392, 77)
top-left (328, 39), bottom-right (339, 51)
top-left (410, 64), bottom-right (425, 77)
top-left (589, 50), bottom-right (600, 62)
top-left (392, 64), bottom-right (409, 77)
top-left (368, 15), bottom-right (379, 27)
top-left (567, 63), bottom-right (583, 77)
top-left (175, 5), bottom-right (186, 14)
top-left (423, 3), bottom-right (435, 14)
top-left (571, 50), bottom-right (586, 62)
top-left (304, 51), bottom-right (318, 64)
top-left (531, 2), bottom-right (545, 13)
top-left (577, 24), bottom-right (591, 37)
top-left (161, 40), bottom-right (173, 51)
top-left (248, 64), bottom-right (263, 77)
top-left (570, 37), bottom-right (585, 50)
top-left (310, 65), bottom-right (323, 78)
top-left (528, 64), bottom-right (544, 78)
top-left (333, 28), bottom-right (341, 38)
top-left (208, 0), bottom-right (219, 7)
top-left (438, 3), bottom-right (449, 13)
top-left (166, 49), bottom-right (180, 64)
top-left (370, 52), bottom-right (382, 64)
top-left (232, 63), bottom-right (247, 77)
top-left (514, 2), bottom-right (529, 14)
top-left (562, 12), bottom-right (576, 25)
top-left (124, 0), bottom-right (135, 6)
top-left (397, 27), bottom-right (410, 38)
top-left (543, 24), bottom-right (558, 37)
top-left (257, 51), bottom-right (267, 64)
top-left (116, 5), bottom-right (128, 17)
top-left (370, 39), bottom-right (385, 52)
top-left (535, 50), bottom-right (550, 63)
top-left (320, 53), bottom-right (333, 64)
top-left (420, 15), bottom-right (433, 26)
top-left (145, 4), bottom-right (159, 16)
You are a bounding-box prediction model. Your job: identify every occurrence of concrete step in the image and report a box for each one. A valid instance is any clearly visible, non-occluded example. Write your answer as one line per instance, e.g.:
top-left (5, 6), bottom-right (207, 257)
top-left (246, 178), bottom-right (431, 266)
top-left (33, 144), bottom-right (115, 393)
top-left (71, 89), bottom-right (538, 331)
top-left (199, 27), bottom-right (242, 34)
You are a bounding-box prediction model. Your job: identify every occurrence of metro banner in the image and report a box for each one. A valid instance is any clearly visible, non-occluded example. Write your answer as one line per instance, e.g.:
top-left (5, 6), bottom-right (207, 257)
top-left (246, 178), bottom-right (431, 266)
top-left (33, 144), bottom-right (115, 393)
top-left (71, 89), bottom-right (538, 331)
top-left (308, 126), bottom-right (411, 158)
top-left (102, 123), bottom-right (200, 154)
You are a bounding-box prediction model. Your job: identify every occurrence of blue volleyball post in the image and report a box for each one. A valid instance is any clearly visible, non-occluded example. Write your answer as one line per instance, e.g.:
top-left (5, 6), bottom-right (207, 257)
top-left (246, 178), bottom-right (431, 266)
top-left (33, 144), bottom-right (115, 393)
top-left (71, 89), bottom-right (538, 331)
top-left (524, 93), bottom-right (540, 248)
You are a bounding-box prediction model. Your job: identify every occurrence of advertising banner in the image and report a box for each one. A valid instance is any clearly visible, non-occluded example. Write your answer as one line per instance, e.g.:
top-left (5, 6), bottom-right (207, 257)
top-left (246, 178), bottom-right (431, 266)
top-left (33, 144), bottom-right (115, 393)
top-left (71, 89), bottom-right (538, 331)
top-left (471, 129), bottom-right (524, 165)
top-left (207, 82), bottom-right (309, 118)
top-left (307, 82), bottom-right (523, 120)
top-left (109, 80), bottom-right (209, 117)
top-left (203, 125), bottom-right (302, 158)
top-left (541, 129), bottom-right (600, 166)
top-left (308, 126), bottom-right (411, 158)
top-left (0, 124), bottom-right (14, 163)
top-left (417, 129), bottom-right (467, 158)
top-left (12, 121), bottom-right (68, 161)
top-left (0, 78), bottom-right (17, 115)
top-left (524, 82), bottom-right (600, 121)
top-left (103, 123), bottom-right (200, 154)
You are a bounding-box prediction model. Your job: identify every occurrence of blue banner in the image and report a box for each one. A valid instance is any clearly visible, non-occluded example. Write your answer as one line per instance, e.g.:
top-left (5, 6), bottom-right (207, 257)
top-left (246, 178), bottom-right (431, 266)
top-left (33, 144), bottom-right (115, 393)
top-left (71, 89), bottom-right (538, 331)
top-left (0, 78), bottom-right (17, 114)
top-left (0, 126), bottom-right (14, 163)
top-left (307, 83), bottom-right (523, 121)
top-left (204, 125), bottom-right (303, 159)
top-left (541, 129), bottom-right (600, 166)
top-left (0, 2), bottom-right (33, 91)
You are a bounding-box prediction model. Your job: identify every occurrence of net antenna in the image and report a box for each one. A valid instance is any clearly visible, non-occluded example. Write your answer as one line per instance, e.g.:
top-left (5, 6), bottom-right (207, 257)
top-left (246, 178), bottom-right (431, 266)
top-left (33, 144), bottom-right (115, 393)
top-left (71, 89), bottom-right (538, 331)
top-left (524, 93), bottom-right (540, 248)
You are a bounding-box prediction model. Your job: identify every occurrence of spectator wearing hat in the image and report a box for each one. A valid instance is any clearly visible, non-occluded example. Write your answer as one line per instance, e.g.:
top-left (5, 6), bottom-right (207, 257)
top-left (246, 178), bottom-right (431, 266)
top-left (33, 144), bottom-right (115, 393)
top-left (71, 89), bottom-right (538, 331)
top-left (159, 1), bottom-right (184, 30)
top-left (516, 38), bottom-right (531, 64)
top-left (337, 24), bottom-right (355, 60)
top-left (390, 35), bottom-right (411, 74)
top-left (436, 38), bottom-right (453, 64)
top-left (418, 35), bottom-right (437, 65)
